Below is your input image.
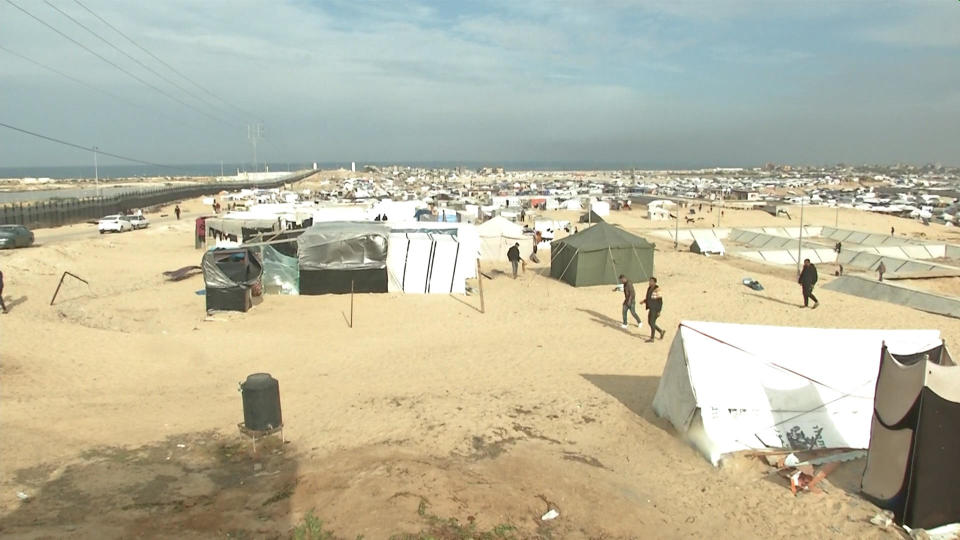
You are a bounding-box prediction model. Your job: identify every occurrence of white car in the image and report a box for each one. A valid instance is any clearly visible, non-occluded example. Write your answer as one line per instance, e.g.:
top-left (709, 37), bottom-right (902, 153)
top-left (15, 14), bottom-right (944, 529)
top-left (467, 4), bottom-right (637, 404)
top-left (126, 215), bottom-right (150, 230)
top-left (98, 215), bottom-right (134, 234)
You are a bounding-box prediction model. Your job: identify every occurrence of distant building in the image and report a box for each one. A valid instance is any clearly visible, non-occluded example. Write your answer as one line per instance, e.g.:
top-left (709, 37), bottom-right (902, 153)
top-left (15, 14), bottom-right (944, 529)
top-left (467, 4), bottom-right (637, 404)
top-left (730, 189), bottom-right (761, 201)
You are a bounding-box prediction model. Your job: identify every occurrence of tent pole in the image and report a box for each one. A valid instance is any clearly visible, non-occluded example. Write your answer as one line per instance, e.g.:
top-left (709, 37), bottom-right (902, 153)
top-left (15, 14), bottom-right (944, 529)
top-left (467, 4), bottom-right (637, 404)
top-left (477, 260), bottom-right (485, 314)
top-left (350, 280), bottom-right (354, 328)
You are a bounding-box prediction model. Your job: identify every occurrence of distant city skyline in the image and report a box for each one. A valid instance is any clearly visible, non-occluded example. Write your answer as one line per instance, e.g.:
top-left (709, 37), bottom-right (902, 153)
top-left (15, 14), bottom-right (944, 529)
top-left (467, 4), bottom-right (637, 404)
top-left (2, 1), bottom-right (958, 168)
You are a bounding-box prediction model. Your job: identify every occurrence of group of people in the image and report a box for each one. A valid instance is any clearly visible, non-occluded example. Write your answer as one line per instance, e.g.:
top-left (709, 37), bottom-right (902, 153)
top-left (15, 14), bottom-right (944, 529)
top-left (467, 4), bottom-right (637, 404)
top-left (618, 275), bottom-right (665, 342)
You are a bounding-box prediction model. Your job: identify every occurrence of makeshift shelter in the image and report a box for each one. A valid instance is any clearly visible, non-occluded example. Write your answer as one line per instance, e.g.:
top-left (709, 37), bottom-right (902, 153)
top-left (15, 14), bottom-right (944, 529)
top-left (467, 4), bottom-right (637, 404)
top-left (387, 231), bottom-right (476, 294)
top-left (690, 236), bottom-right (725, 256)
top-left (652, 321), bottom-right (942, 465)
top-left (202, 248), bottom-right (263, 312)
top-left (549, 222), bottom-right (655, 287)
top-left (578, 209), bottom-right (606, 224)
top-left (561, 199), bottom-right (583, 211)
top-left (590, 200), bottom-right (611, 217)
top-left (257, 245), bottom-right (299, 295)
top-left (297, 222), bottom-right (389, 294)
top-left (477, 216), bottom-right (534, 261)
top-left (861, 342), bottom-right (960, 529)
top-left (647, 207), bottom-right (671, 221)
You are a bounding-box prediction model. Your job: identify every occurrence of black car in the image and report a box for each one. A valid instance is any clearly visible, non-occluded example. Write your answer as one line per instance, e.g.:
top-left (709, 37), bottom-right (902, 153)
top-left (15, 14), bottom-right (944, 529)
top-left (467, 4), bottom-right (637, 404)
top-left (0, 225), bottom-right (35, 249)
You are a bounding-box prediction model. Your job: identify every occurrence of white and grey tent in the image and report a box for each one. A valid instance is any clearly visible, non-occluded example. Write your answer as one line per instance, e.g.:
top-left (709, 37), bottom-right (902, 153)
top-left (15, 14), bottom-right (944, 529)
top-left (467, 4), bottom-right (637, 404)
top-left (690, 236), bottom-right (725, 256)
top-left (861, 342), bottom-right (960, 530)
top-left (476, 216), bottom-right (534, 261)
top-left (386, 226), bottom-right (478, 294)
top-left (652, 321), bottom-right (942, 465)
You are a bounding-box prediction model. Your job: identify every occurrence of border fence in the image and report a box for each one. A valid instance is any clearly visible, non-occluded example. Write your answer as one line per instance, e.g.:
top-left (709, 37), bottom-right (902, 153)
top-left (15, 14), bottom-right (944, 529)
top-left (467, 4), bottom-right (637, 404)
top-left (0, 170), bottom-right (316, 229)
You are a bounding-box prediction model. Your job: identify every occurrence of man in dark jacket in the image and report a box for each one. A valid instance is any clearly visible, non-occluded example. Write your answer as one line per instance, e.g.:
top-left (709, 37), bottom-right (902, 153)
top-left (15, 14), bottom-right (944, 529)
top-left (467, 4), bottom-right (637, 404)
top-left (617, 274), bottom-right (642, 329)
top-left (507, 242), bottom-right (522, 279)
top-left (0, 268), bottom-right (6, 313)
top-left (640, 277), bottom-right (665, 341)
top-left (798, 258), bottom-right (819, 308)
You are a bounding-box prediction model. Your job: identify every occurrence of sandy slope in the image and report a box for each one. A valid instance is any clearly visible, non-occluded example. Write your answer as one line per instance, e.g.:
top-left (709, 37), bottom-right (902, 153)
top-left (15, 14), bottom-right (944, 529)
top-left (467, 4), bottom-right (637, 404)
top-left (0, 199), bottom-right (956, 538)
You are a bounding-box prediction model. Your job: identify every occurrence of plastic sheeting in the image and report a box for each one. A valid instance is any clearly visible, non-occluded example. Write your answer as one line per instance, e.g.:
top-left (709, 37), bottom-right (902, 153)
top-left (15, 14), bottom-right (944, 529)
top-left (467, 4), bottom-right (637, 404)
top-left (297, 222), bottom-right (389, 271)
top-left (202, 248), bottom-right (263, 289)
top-left (259, 245), bottom-right (299, 295)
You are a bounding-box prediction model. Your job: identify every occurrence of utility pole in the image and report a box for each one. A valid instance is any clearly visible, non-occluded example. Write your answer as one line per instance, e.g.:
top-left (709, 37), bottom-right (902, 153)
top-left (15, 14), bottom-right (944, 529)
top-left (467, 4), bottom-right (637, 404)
top-left (674, 203), bottom-right (679, 249)
top-left (93, 146), bottom-right (99, 196)
top-left (717, 187), bottom-right (723, 227)
top-left (247, 122), bottom-right (263, 172)
top-left (797, 194), bottom-right (806, 274)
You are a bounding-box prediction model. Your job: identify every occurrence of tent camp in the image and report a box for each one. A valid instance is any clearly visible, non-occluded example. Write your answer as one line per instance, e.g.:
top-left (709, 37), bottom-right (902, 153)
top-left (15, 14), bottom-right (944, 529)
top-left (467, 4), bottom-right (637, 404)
top-left (549, 222), bottom-right (655, 286)
top-left (477, 216), bottom-right (534, 261)
top-left (690, 236), bottom-right (725, 256)
top-left (203, 248), bottom-right (263, 312)
top-left (296, 222), bottom-right (389, 294)
top-left (861, 342), bottom-right (960, 529)
top-left (652, 321), bottom-right (942, 465)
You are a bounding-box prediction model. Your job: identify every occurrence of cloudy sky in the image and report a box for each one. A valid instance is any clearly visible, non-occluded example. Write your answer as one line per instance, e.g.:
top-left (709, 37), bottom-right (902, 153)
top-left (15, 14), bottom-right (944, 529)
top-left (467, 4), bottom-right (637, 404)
top-left (1, 0), bottom-right (958, 169)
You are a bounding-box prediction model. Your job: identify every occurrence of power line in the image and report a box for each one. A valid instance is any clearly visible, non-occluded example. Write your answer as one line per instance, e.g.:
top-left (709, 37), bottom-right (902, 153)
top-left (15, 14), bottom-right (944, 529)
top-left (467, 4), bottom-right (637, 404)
top-left (0, 43), bottom-right (240, 136)
top-left (0, 120), bottom-right (182, 169)
top-left (71, 0), bottom-right (257, 121)
top-left (5, 0), bottom-right (237, 129)
top-left (43, 0), bottom-right (238, 126)
top-left (0, 43), bottom-right (147, 112)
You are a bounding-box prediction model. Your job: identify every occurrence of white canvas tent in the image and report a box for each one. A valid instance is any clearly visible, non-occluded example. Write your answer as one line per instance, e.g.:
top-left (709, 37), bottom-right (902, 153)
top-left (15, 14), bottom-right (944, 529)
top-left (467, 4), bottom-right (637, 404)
top-left (652, 321), bottom-right (941, 465)
top-left (386, 225), bottom-right (479, 293)
top-left (690, 236), bottom-right (725, 256)
top-left (477, 216), bottom-right (534, 261)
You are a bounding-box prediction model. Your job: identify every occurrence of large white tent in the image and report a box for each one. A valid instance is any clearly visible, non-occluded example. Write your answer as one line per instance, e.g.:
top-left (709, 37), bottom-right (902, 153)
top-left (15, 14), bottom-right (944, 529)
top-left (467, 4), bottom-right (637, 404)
top-left (652, 321), bottom-right (941, 465)
top-left (386, 223), bottom-right (479, 293)
top-left (477, 216), bottom-right (534, 261)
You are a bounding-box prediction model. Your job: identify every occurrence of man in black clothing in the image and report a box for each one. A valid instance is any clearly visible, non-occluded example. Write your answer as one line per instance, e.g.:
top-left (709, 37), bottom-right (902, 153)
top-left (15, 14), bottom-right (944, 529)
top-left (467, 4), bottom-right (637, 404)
top-left (640, 277), bottom-right (665, 341)
top-left (617, 274), bottom-right (642, 329)
top-left (798, 258), bottom-right (819, 308)
top-left (175, 204), bottom-right (181, 220)
top-left (0, 268), bottom-right (6, 313)
top-left (507, 242), bottom-right (521, 279)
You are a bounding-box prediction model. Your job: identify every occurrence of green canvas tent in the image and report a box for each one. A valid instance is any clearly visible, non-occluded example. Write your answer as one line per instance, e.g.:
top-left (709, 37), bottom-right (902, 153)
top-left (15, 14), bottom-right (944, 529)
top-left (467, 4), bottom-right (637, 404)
top-left (578, 209), bottom-right (606, 223)
top-left (550, 222), bottom-right (655, 286)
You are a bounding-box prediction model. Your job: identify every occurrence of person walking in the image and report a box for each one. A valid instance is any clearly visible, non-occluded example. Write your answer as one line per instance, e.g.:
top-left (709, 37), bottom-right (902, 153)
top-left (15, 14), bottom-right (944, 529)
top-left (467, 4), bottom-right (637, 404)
top-left (798, 258), bottom-right (819, 308)
top-left (640, 277), bottom-right (665, 341)
top-left (507, 242), bottom-right (522, 279)
top-left (878, 261), bottom-right (886, 282)
top-left (174, 204), bottom-right (181, 220)
top-left (0, 267), bottom-right (7, 313)
top-left (617, 274), bottom-right (642, 330)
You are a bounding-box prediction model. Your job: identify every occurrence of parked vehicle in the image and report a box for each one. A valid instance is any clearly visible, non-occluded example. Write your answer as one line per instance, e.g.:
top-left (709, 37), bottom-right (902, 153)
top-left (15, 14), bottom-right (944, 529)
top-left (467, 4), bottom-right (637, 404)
top-left (98, 215), bottom-right (133, 234)
top-left (0, 224), bottom-right (35, 248)
top-left (126, 215), bottom-right (150, 230)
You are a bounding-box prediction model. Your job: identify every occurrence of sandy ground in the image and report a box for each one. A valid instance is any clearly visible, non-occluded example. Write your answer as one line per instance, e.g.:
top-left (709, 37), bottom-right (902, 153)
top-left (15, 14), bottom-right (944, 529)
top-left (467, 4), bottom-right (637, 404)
top-left (1, 197), bottom-right (958, 538)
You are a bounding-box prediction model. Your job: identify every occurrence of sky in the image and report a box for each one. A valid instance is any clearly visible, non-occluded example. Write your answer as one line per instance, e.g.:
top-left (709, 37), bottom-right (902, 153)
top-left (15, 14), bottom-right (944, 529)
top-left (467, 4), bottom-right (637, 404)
top-left (1, 0), bottom-right (959, 170)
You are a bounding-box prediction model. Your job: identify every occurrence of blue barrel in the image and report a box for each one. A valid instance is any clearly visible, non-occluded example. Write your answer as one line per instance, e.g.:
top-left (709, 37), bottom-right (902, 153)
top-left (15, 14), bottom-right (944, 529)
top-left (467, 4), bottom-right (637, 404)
top-left (241, 373), bottom-right (282, 431)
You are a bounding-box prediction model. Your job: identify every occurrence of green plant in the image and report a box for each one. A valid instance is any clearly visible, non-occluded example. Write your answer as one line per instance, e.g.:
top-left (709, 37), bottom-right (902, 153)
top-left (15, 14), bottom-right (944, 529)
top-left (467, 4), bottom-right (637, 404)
top-left (292, 510), bottom-right (335, 540)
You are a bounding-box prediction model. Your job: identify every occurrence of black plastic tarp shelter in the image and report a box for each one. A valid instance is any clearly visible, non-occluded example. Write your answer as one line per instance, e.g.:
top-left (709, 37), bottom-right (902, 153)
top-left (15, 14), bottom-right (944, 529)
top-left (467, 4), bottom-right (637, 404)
top-left (202, 248), bottom-right (263, 312)
top-left (550, 222), bottom-right (655, 287)
top-left (297, 222), bottom-right (389, 294)
top-left (861, 342), bottom-right (960, 529)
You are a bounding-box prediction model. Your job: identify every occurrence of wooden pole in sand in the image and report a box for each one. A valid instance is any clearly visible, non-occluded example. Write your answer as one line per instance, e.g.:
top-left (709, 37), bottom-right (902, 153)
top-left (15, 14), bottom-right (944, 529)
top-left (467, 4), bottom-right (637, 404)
top-left (349, 280), bottom-right (354, 328)
top-left (476, 260), bottom-right (485, 314)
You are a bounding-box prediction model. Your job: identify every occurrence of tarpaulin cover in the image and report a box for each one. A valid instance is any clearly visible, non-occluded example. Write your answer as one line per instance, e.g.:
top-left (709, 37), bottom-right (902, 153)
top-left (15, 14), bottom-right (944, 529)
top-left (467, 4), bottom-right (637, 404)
top-left (259, 245), bottom-right (299, 295)
top-left (297, 222), bottom-right (389, 271)
top-left (202, 248), bottom-right (263, 289)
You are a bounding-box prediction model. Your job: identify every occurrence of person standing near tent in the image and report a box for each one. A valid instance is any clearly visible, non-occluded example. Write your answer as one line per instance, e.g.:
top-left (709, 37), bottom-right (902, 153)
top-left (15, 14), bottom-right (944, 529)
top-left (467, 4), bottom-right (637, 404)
top-left (640, 277), bottom-right (665, 341)
top-left (174, 204), bottom-right (181, 220)
top-left (878, 261), bottom-right (886, 282)
top-left (507, 242), bottom-right (522, 279)
top-left (798, 258), bottom-right (819, 309)
top-left (617, 274), bottom-right (643, 330)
